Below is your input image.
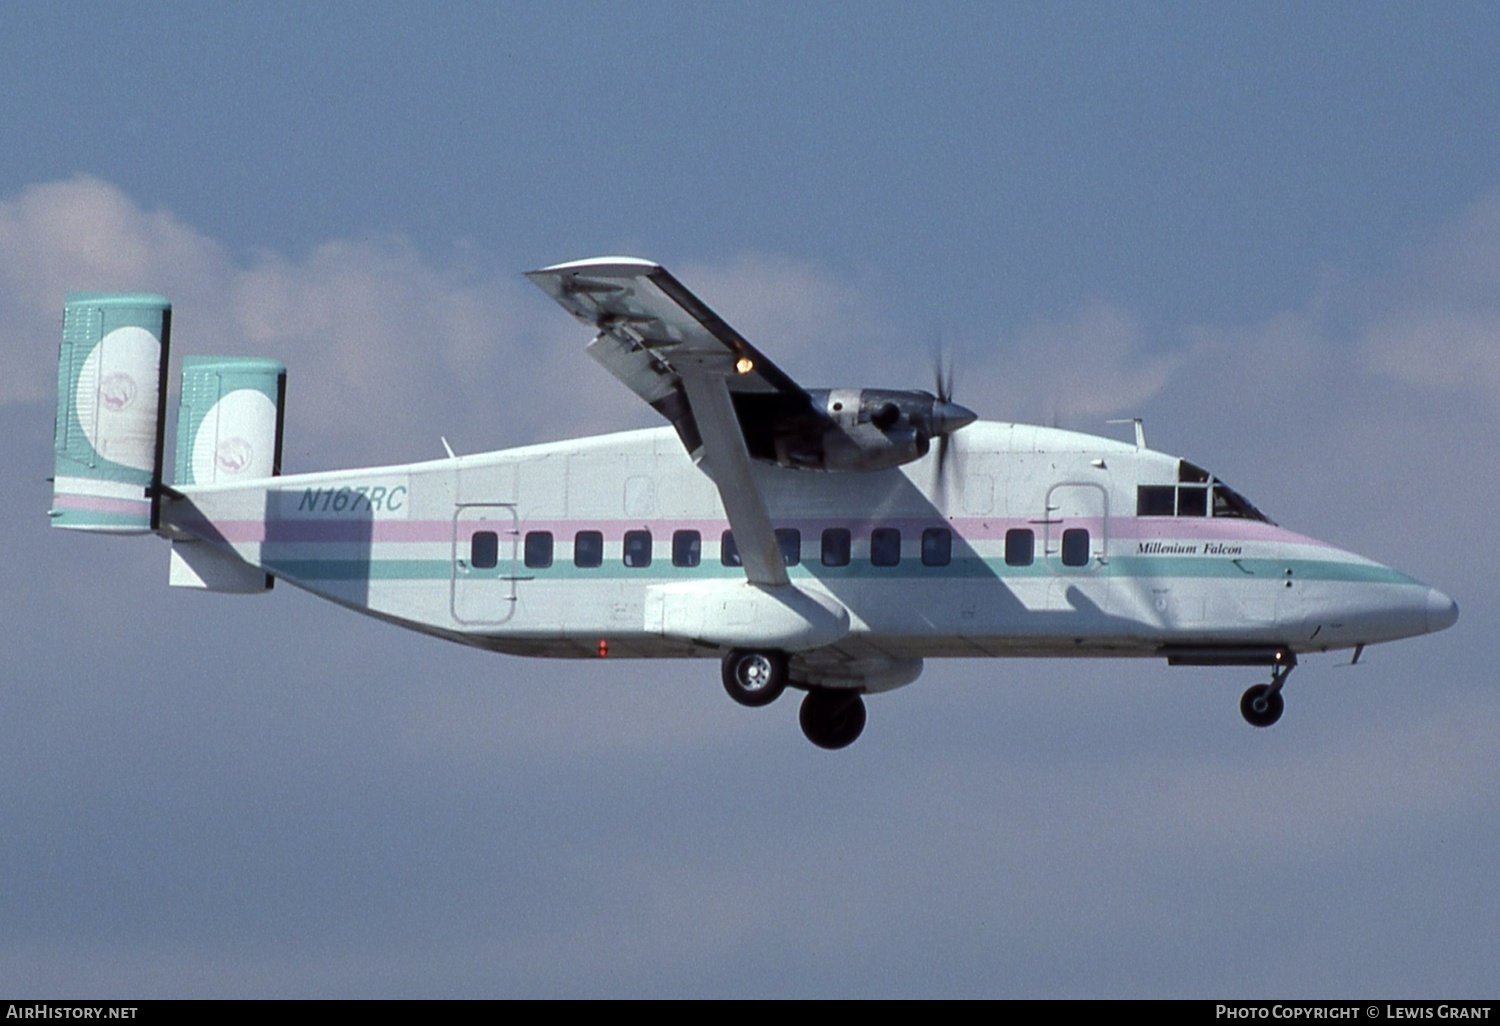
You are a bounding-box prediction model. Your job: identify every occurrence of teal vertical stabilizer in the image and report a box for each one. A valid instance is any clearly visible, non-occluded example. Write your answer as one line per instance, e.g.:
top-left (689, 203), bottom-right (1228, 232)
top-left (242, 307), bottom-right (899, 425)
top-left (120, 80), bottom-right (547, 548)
top-left (50, 293), bottom-right (171, 533)
top-left (175, 356), bottom-right (286, 486)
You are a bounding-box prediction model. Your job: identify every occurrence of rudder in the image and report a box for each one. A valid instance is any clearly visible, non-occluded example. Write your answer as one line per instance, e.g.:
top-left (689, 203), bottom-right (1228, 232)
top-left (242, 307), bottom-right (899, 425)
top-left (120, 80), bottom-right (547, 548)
top-left (168, 356), bottom-right (287, 592)
top-left (50, 293), bottom-right (171, 534)
top-left (173, 356), bottom-right (286, 487)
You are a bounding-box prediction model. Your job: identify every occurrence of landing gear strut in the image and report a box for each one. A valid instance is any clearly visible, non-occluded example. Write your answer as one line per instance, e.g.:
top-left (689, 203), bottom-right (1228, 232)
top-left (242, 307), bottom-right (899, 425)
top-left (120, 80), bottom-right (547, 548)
top-left (721, 649), bottom-right (788, 708)
top-left (799, 688), bottom-right (867, 750)
top-left (1240, 653), bottom-right (1295, 728)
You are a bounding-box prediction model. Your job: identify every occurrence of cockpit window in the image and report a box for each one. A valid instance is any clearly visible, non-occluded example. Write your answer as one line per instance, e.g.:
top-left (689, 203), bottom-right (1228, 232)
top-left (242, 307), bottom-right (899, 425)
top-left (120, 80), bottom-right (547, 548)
top-left (1137, 467), bottom-right (1274, 523)
top-left (1178, 460), bottom-right (1210, 483)
top-left (1178, 486), bottom-right (1208, 517)
top-left (1213, 484), bottom-right (1270, 522)
top-left (1137, 486), bottom-right (1175, 517)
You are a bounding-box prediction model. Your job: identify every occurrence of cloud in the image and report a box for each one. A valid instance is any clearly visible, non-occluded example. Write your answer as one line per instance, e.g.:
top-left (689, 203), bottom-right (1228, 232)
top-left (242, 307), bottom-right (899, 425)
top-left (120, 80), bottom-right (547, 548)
top-left (5, 177), bottom-right (1500, 997)
top-left (0, 177), bottom-right (226, 404)
top-left (5, 181), bottom-right (946, 472)
top-left (677, 252), bottom-right (896, 384)
top-left (1359, 195), bottom-right (1500, 408)
top-left (0, 177), bottom-right (590, 469)
top-left (987, 300), bottom-right (1193, 424)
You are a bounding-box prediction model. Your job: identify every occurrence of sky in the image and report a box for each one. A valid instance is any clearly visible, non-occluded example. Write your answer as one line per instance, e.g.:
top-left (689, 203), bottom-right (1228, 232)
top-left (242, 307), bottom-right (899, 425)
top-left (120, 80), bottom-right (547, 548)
top-left (2, 1), bottom-right (1497, 998)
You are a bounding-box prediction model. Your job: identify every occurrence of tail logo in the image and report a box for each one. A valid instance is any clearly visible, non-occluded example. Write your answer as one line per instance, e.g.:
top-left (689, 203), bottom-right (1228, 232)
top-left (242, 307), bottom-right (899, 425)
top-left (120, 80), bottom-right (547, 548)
top-left (215, 437), bottom-right (254, 475)
top-left (98, 371), bottom-right (138, 412)
top-left (190, 387), bottom-right (278, 484)
top-left (75, 326), bottom-right (161, 472)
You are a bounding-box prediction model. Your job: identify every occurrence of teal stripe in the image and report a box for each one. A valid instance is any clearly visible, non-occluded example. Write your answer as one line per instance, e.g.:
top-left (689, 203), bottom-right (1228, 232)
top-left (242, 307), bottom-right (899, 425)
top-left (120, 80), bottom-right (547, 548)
top-left (50, 509), bottom-right (150, 529)
top-left (268, 558), bottom-right (450, 581)
top-left (1110, 555), bottom-right (1417, 585)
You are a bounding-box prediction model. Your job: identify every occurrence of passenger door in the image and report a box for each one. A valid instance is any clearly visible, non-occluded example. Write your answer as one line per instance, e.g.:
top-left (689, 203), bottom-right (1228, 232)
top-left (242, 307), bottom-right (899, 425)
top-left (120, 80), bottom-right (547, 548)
top-left (451, 503), bottom-right (517, 625)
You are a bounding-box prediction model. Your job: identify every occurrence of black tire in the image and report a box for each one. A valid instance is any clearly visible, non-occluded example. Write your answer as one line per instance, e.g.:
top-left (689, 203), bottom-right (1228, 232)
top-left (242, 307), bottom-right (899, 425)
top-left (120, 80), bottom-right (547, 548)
top-left (799, 689), bottom-right (867, 750)
top-left (1240, 683), bottom-right (1285, 728)
top-left (722, 650), bottom-right (788, 708)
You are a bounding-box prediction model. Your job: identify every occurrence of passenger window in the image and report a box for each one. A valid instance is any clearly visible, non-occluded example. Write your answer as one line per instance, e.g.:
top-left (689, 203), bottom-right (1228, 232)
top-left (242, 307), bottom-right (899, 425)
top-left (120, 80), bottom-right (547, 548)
top-left (523, 531), bottom-right (553, 569)
top-left (870, 528), bottom-right (901, 567)
top-left (471, 530), bottom-right (499, 570)
top-left (720, 530), bottom-right (741, 567)
top-left (672, 529), bottom-right (701, 567)
top-left (821, 527), bottom-right (851, 567)
top-left (1177, 486), bottom-right (1208, 517)
top-left (921, 527), bottom-right (952, 566)
top-left (1004, 528), bottom-right (1034, 567)
top-left (573, 530), bottom-right (603, 568)
top-left (1061, 528), bottom-right (1091, 567)
top-left (623, 529), bottom-right (652, 568)
top-left (1137, 486), bottom-right (1175, 517)
top-left (776, 528), bottom-right (801, 566)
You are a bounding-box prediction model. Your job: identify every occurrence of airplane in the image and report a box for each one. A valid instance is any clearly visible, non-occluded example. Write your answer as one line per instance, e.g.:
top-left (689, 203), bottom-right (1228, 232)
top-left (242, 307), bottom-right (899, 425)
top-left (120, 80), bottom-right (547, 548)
top-left (48, 256), bottom-right (1459, 749)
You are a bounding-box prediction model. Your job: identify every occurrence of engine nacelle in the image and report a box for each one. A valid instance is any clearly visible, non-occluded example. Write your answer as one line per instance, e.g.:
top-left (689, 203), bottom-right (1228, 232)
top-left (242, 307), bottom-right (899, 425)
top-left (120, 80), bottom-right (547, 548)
top-left (741, 387), bottom-right (973, 472)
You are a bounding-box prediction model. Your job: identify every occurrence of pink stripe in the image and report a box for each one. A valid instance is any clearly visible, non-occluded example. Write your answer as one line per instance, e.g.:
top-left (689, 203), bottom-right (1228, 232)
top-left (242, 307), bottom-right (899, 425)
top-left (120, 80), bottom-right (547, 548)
top-left (174, 518), bottom-right (456, 544)
top-left (54, 493), bottom-right (149, 515)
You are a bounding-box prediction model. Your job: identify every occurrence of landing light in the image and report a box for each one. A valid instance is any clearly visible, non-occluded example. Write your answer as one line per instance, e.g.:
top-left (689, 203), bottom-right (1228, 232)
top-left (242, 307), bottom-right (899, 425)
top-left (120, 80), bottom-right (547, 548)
top-left (735, 357), bottom-right (754, 375)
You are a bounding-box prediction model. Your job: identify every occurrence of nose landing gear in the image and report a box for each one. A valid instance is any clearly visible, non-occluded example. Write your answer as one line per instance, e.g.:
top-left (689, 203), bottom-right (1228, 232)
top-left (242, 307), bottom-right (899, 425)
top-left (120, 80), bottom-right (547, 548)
top-left (1240, 652), bottom-right (1295, 728)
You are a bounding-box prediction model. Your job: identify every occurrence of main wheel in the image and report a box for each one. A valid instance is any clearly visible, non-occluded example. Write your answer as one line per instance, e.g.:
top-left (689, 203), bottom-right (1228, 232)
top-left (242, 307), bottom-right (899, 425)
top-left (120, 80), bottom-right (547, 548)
top-left (1240, 683), bottom-right (1284, 728)
top-left (799, 689), bottom-right (867, 750)
top-left (722, 650), bottom-right (788, 708)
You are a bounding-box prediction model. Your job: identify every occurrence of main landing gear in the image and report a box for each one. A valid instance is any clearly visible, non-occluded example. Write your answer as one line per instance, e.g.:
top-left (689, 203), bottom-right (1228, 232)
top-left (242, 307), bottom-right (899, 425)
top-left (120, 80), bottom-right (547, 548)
top-left (721, 649), bottom-right (788, 708)
top-left (1240, 653), bottom-right (1295, 729)
top-left (720, 649), bottom-right (868, 749)
top-left (798, 689), bottom-right (867, 750)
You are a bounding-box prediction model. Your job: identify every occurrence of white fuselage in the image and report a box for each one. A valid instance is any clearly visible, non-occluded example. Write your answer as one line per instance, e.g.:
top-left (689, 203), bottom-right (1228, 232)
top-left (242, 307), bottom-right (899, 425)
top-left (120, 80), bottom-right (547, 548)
top-left (164, 420), bottom-right (1451, 690)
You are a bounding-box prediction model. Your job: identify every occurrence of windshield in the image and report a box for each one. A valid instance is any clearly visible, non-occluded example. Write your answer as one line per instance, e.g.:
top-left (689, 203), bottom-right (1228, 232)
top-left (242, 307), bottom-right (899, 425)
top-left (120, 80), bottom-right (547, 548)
top-left (1133, 461), bottom-right (1275, 524)
top-left (1211, 482), bottom-right (1271, 522)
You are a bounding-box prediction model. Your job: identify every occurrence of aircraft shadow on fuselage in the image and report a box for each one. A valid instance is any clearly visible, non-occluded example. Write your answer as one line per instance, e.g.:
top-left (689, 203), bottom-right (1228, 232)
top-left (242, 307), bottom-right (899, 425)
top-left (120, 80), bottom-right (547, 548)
top-left (760, 462), bottom-right (1142, 648)
top-left (164, 486), bottom-right (379, 615)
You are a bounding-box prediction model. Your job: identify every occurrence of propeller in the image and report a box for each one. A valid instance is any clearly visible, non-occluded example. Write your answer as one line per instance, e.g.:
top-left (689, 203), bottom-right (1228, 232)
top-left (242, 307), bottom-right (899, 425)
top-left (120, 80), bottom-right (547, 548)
top-left (928, 349), bottom-right (975, 488)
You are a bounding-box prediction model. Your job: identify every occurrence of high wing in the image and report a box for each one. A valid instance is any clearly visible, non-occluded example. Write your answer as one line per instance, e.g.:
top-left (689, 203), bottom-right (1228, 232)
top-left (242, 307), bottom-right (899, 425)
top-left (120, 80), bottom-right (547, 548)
top-left (525, 257), bottom-right (816, 460)
top-left (528, 257), bottom-right (799, 587)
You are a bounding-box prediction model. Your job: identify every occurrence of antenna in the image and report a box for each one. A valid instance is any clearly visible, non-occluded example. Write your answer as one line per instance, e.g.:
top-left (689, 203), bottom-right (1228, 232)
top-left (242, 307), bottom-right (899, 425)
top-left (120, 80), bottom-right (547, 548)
top-left (1107, 417), bottom-right (1146, 450)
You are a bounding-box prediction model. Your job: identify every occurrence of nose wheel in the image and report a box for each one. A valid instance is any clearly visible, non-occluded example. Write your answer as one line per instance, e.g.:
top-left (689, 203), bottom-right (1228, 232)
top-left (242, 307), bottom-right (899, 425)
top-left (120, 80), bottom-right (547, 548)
top-left (1240, 654), bottom-right (1295, 728)
top-left (1240, 683), bottom-right (1285, 728)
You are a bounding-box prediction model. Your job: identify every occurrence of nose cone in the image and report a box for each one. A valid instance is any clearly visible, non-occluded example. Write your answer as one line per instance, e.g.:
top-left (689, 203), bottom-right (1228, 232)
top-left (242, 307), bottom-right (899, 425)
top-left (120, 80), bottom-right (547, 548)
top-left (930, 400), bottom-right (978, 435)
top-left (1426, 588), bottom-right (1459, 634)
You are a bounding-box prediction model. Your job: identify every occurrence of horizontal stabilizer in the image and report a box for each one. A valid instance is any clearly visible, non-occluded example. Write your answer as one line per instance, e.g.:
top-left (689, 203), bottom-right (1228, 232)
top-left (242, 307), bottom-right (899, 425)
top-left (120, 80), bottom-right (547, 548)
top-left (169, 540), bottom-right (272, 592)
